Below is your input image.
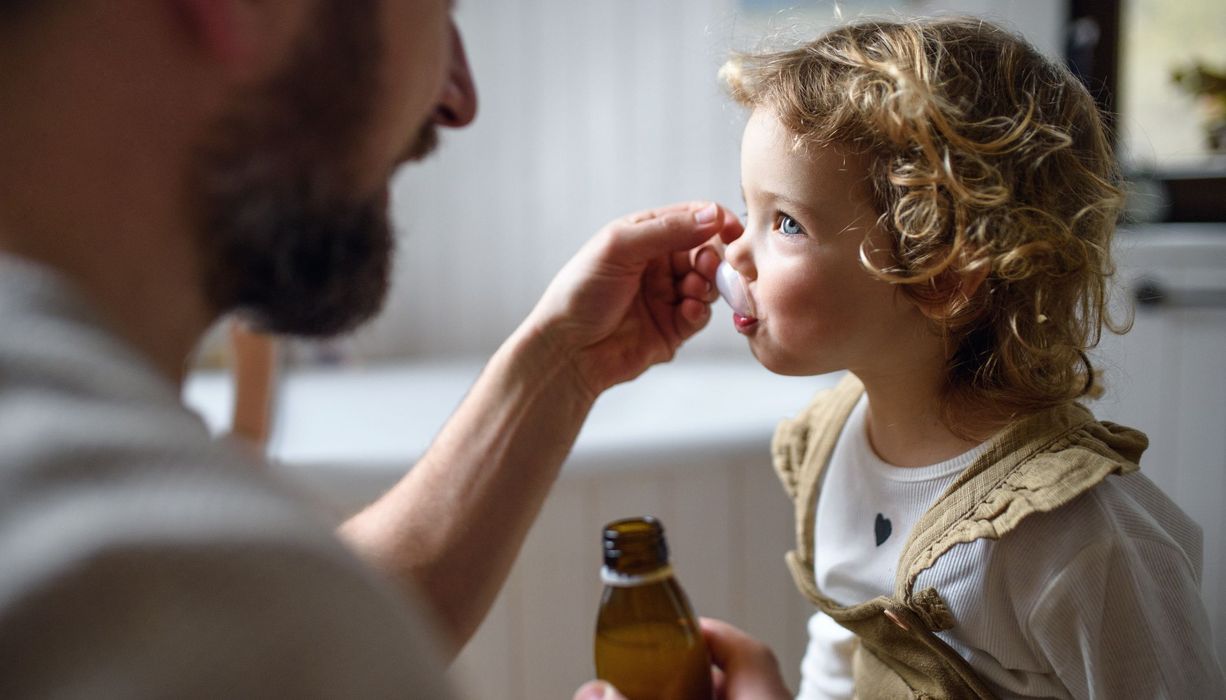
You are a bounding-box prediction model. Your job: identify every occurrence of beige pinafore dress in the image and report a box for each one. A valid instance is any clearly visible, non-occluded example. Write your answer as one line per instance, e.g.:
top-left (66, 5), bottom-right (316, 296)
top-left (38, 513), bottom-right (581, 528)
top-left (772, 375), bottom-right (1147, 699)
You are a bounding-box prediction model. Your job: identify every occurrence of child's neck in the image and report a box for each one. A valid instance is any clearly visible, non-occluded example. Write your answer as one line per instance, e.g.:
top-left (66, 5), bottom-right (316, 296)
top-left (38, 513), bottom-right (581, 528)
top-left (855, 369), bottom-right (996, 468)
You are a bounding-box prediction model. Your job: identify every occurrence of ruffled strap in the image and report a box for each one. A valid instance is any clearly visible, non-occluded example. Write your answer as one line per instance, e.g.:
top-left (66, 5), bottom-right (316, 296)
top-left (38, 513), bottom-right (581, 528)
top-left (771, 373), bottom-right (864, 600)
top-left (895, 402), bottom-right (1147, 599)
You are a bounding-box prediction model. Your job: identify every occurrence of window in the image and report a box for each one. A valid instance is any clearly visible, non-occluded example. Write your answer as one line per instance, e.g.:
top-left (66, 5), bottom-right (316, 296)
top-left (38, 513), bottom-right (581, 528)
top-left (1120, 0), bottom-right (1226, 170)
top-left (1072, 0), bottom-right (1226, 221)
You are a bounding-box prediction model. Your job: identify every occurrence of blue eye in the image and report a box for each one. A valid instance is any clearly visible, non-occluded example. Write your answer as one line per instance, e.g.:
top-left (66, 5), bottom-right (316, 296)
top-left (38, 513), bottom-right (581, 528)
top-left (779, 214), bottom-right (803, 236)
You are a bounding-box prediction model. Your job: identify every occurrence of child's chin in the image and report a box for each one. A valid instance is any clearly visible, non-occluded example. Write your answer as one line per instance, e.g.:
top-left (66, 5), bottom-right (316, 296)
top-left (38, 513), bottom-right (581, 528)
top-left (752, 349), bottom-right (827, 377)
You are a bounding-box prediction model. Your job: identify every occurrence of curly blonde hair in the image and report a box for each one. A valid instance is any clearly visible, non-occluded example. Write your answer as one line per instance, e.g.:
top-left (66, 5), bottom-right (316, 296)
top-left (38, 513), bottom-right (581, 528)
top-left (722, 17), bottom-right (1126, 430)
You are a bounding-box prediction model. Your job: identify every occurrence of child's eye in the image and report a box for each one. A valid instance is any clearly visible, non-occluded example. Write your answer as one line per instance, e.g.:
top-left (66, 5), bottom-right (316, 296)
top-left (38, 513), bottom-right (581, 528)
top-left (777, 214), bottom-right (804, 236)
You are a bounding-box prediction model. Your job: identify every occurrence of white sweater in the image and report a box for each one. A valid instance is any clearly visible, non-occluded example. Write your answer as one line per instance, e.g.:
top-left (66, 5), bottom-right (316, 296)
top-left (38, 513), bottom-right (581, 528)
top-left (0, 254), bottom-right (456, 698)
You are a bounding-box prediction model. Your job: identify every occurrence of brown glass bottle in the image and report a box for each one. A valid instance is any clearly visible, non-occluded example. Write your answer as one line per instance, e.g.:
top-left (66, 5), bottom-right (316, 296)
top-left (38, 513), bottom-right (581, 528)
top-left (594, 516), bottom-right (713, 700)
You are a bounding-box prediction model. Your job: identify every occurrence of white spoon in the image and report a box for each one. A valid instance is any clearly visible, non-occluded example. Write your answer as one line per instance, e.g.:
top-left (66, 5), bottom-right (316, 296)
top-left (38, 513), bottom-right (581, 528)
top-left (715, 260), bottom-right (755, 318)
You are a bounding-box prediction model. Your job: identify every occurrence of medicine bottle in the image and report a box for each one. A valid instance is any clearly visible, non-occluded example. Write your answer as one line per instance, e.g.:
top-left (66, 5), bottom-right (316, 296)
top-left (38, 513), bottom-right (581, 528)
top-left (594, 516), bottom-right (713, 700)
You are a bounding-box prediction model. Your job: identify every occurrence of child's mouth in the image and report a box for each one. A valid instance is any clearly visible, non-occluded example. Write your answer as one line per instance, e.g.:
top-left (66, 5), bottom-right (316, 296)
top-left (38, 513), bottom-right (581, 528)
top-left (733, 313), bottom-right (758, 333)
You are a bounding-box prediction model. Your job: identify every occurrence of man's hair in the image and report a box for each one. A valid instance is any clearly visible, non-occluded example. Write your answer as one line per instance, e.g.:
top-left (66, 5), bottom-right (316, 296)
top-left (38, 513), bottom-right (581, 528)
top-left (722, 17), bottom-right (1125, 430)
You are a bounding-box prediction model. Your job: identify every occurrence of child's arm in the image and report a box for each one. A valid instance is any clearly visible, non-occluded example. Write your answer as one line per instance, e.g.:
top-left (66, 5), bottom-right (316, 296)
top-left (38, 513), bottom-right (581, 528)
top-left (1026, 538), bottom-right (1224, 698)
top-left (797, 610), bottom-right (856, 700)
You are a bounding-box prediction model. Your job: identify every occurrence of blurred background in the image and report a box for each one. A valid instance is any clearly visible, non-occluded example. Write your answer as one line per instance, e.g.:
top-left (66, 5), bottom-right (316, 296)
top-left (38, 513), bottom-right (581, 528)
top-left (187, 0), bottom-right (1226, 696)
top-left (368, 0), bottom-right (1071, 361)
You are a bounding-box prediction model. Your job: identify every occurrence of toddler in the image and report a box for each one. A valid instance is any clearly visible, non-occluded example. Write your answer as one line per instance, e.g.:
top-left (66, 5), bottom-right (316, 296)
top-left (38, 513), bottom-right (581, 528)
top-left (717, 17), bottom-right (1224, 699)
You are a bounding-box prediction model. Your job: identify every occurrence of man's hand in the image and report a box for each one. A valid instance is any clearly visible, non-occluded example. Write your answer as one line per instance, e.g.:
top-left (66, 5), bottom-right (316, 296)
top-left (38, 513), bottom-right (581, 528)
top-left (571, 618), bottom-right (791, 700)
top-left (341, 202), bottom-right (740, 654)
top-left (702, 617), bottom-right (791, 699)
top-left (572, 680), bottom-right (626, 700)
top-left (526, 201), bottom-right (740, 399)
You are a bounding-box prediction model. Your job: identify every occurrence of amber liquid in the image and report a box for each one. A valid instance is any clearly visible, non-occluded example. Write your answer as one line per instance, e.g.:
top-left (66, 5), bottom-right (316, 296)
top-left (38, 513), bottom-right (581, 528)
top-left (594, 579), bottom-right (713, 700)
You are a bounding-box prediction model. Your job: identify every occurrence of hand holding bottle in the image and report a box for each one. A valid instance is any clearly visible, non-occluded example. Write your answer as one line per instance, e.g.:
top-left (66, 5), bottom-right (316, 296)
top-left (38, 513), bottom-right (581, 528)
top-left (700, 618), bottom-right (791, 699)
top-left (575, 615), bottom-right (791, 700)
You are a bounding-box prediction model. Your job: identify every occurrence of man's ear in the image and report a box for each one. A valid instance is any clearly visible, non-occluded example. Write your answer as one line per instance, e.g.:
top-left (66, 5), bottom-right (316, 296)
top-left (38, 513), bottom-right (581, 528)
top-left (170, 0), bottom-right (300, 78)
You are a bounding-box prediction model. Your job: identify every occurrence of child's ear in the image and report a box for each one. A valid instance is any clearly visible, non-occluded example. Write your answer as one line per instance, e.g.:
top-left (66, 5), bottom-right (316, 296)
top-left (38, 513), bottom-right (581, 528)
top-left (915, 260), bottom-right (991, 322)
top-left (957, 259), bottom-right (991, 298)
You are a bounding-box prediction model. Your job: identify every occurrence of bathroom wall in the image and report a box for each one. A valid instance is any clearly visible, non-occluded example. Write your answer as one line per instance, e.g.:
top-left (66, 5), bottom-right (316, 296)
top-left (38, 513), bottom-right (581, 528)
top-left (1092, 224), bottom-right (1226, 669)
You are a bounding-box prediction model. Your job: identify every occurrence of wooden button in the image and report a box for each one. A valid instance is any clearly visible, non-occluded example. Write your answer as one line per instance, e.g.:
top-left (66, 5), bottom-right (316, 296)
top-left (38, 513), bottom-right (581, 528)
top-left (883, 608), bottom-right (911, 632)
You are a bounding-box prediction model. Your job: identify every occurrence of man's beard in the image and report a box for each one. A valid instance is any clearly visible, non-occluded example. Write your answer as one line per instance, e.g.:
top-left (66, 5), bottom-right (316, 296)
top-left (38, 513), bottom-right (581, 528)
top-left (191, 2), bottom-right (438, 337)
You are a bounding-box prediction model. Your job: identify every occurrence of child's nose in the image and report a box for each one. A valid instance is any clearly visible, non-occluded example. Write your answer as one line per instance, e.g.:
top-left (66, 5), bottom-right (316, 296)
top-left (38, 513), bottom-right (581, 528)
top-left (724, 230), bottom-right (755, 280)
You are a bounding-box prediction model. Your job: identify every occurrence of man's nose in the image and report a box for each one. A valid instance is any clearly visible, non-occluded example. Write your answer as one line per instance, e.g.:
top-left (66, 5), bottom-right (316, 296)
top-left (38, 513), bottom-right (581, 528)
top-left (434, 22), bottom-right (477, 128)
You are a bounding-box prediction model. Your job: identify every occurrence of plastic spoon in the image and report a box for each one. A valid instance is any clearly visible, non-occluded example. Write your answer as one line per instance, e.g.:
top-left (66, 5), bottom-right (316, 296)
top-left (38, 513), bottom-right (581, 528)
top-left (715, 260), bottom-right (755, 318)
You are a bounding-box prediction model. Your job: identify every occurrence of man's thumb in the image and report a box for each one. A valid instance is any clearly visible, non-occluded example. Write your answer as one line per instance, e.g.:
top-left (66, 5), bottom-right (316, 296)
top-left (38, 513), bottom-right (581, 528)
top-left (573, 680), bottom-right (627, 700)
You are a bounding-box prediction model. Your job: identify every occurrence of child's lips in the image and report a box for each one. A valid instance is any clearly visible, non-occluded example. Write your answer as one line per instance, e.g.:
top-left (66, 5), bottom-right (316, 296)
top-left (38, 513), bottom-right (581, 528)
top-left (733, 313), bottom-right (758, 333)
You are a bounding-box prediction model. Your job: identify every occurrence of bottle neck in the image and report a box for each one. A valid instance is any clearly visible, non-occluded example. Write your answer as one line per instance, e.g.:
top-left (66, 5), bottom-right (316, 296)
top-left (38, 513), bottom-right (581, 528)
top-left (600, 564), bottom-right (675, 587)
top-left (602, 516), bottom-right (671, 576)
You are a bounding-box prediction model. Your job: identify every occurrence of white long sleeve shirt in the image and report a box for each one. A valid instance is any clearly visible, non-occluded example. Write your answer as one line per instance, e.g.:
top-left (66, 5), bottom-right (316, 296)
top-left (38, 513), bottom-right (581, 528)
top-left (797, 397), bottom-right (1224, 700)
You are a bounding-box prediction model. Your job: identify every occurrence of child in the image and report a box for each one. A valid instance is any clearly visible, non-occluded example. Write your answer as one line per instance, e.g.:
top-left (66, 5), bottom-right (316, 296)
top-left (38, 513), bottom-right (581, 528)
top-left (717, 17), bottom-right (1225, 699)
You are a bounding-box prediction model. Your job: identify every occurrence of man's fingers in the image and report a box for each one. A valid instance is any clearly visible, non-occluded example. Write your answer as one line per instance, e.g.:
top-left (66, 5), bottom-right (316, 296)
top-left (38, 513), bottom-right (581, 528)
top-left (715, 210), bottom-right (746, 245)
top-left (693, 246), bottom-right (722, 280)
top-left (712, 666), bottom-right (728, 700)
top-left (698, 617), bottom-right (791, 700)
top-left (670, 249), bottom-right (693, 278)
top-left (677, 298), bottom-right (711, 340)
top-left (624, 200), bottom-right (710, 224)
top-left (675, 245), bottom-right (722, 283)
top-left (678, 270), bottom-right (716, 302)
top-left (573, 680), bottom-right (626, 700)
top-left (605, 202), bottom-right (733, 263)
top-left (701, 617), bottom-right (755, 665)
top-left (700, 616), bottom-right (781, 674)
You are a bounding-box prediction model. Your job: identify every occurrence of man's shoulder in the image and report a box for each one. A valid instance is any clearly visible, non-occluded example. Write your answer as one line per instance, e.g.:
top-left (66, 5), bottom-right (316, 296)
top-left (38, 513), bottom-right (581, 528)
top-left (0, 252), bottom-right (244, 501)
top-left (0, 409), bottom-right (349, 597)
top-left (0, 411), bottom-right (455, 698)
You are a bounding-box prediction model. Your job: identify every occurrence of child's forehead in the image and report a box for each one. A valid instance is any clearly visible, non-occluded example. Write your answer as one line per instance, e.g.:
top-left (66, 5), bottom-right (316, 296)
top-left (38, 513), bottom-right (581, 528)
top-left (741, 110), bottom-right (872, 199)
top-left (743, 109), bottom-right (864, 163)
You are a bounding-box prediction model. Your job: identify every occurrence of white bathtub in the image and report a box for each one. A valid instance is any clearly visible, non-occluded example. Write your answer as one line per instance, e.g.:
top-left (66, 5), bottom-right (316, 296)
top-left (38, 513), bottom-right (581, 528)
top-left (184, 355), bottom-right (839, 503)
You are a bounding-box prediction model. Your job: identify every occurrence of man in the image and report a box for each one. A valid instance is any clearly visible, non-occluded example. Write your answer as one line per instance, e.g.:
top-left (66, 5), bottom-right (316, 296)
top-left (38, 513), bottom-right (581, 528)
top-left (0, 1), bottom-right (791, 697)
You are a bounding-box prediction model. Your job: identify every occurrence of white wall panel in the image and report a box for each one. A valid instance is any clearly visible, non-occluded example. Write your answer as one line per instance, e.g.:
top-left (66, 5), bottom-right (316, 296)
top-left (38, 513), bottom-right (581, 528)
top-left (1090, 225), bottom-right (1226, 671)
top-left (1172, 303), bottom-right (1226, 662)
top-left (357, 0), bottom-right (751, 360)
top-left (515, 480), bottom-right (595, 700)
